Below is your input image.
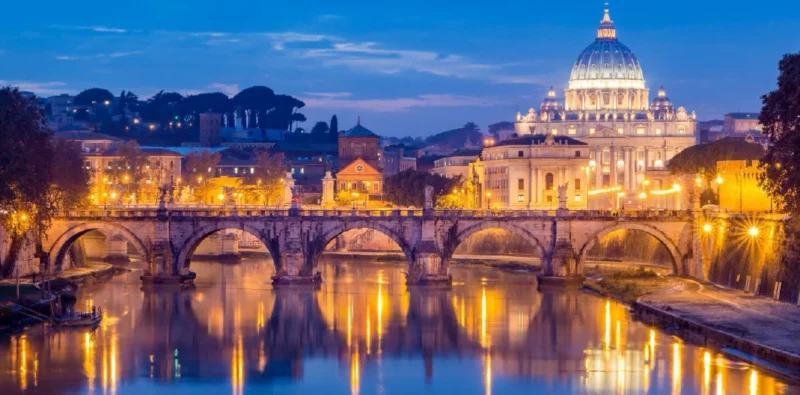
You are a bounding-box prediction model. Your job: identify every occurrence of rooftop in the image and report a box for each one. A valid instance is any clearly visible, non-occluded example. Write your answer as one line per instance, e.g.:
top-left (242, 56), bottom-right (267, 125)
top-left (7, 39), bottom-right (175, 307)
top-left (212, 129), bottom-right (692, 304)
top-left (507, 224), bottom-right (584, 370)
top-left (343, 118), bottom-right (379, 138)
top-left (726, 113), bottom-right (760, 120)
top-left (494, 134), bottom-right (587, 147)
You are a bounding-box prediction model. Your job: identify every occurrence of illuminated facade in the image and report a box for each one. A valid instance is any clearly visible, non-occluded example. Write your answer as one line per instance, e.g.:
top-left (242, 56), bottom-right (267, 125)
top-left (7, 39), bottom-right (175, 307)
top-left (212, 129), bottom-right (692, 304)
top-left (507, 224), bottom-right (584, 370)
top-left (473, 134), bottom-right (590, 209)
top-left (513, 5), bottom-right (697, 198)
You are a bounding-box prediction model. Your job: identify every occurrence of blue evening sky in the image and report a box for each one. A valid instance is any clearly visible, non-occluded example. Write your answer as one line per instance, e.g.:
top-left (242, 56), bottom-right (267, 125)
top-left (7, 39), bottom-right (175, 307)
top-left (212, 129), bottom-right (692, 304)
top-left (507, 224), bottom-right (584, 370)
top-left (1, 0), bottom-right (798, 137)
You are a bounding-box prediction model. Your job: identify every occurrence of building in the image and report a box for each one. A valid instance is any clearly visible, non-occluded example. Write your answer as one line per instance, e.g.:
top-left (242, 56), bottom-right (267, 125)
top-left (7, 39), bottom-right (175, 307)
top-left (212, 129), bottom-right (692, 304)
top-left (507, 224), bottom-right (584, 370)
top-left (336, 120), bottom-right (383, 204)
top-left (513, 5), bottom-right (697, 199)
top-left (723, 113), bottom-right (761, 135)
top-left (199, 112), bottom-right (222, 147)
top-left (473, 134), bottom-right (590, 210)
top-left (431, 148), bottom-right (482, 180)
top-left (717, 160), bottom-right (773, 213)
top-left (382, 144), bottom-right (419, 176)
top-left (338, 119), bottom-right (381, 169)
top-left (52, 130), bottom-right (121, 154)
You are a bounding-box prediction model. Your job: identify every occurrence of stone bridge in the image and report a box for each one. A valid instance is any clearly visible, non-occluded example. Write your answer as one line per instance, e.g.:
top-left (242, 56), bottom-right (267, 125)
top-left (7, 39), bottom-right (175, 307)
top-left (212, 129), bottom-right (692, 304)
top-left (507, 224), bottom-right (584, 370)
top-left (42, 207), bottom-right (701, 285)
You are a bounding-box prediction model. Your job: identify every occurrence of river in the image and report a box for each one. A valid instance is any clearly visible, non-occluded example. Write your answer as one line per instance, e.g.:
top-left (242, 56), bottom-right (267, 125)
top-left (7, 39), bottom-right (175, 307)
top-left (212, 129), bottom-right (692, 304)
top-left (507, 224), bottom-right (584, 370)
top-left (0, 257), bottom-right (798, 394)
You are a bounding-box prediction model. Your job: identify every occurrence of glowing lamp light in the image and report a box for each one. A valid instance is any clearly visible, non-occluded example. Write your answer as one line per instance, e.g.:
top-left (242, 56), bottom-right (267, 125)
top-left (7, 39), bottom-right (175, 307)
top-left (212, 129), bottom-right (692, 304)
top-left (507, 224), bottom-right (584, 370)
top-left (643, 179), bottom-right (651, 186)
top-left (695, 176), bottom-right (702, 186)
top-left (617, 192), bottom-right (625, 198)
top-left (672, 183), bottom-right (681, 191)
top-left (486, 192), bottom-right (492, 198)
top-left (716, 175), bottom-right (724, 184)
top-left (638, 192), bottom-right (647, 199)
top-left (589, 160), bottom-right (597, 167)
top-left (217, 193), bottom-right (224, 200)
top-left (748, 226), bottom-right (760, 237)
top-left (703, 223), bottom-right (712, 233)
top-left (110, 192), bottom-right (117, 199)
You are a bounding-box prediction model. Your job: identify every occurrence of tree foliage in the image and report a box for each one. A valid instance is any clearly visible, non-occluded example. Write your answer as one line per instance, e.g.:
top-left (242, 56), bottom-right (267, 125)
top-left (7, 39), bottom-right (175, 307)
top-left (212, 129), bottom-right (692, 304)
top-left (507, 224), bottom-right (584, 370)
top-left (74, 88), bottom-right (115, 106)
top-left (425, 122), bottom-right (483, 149)
top-left (0, 87), bottom-right (89, 275)
top-left (245, 151), bottom-right (286, 205)
top-left (183, 150), bottom-right (221, 203)
top-left (759, 52), bottom-right (800, 213)
top-left (383, 169), bottom-right (461, 207)
top-left (329, 114), bottom-right (339, 143)
top-left (667, 137), bottom-right (764, 177)
top-left (310, 121), bottom-right (329, 136)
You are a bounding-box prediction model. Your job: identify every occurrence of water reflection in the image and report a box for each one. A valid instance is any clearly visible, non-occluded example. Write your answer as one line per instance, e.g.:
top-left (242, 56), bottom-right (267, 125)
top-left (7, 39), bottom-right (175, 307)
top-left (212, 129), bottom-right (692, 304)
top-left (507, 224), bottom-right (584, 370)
top-left (0, 258), bottom-right (796, 394)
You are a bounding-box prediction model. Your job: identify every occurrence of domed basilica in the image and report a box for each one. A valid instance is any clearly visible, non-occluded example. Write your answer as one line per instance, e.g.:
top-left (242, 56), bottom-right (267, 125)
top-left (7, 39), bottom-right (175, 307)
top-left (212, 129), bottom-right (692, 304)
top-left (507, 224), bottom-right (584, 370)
top-left (513, 5), bottom-right (697, 195)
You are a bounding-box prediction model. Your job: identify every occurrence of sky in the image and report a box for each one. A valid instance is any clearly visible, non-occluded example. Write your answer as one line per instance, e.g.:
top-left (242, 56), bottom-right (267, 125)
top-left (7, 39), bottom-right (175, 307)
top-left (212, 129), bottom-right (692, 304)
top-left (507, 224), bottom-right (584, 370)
top-left (1, 0), bottom-right (798, 137)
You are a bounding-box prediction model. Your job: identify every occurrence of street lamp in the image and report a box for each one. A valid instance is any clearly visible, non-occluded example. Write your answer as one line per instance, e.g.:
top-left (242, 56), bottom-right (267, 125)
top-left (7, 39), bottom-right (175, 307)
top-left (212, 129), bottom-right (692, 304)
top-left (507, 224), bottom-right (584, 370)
top-left (748, 226), bottom-right (759, 237)
top-left (352, 192), bottom-right (360, 209)
top-left (486, 191), bottom-right (492, 210)
top-left (703, 223), bottom-right (712, 233)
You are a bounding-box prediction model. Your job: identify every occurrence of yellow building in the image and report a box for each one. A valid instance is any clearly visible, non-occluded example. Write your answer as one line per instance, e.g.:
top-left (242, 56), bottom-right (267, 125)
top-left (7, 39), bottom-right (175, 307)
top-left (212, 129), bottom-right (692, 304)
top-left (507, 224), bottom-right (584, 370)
top-left (716, 160), bottom-right (773, 213)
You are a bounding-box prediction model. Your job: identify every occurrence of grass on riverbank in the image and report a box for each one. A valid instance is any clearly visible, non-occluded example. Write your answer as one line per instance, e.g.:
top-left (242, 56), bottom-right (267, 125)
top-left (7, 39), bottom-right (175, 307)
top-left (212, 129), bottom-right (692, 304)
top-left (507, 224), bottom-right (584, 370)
top-left (585, 267), bottom-right (669, 304)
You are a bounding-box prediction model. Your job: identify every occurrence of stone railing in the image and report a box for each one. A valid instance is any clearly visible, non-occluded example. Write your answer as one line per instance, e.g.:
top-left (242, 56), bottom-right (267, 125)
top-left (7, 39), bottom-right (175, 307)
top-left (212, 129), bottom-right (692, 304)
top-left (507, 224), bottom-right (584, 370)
top-left (57, 207), bottom-right (697, 221)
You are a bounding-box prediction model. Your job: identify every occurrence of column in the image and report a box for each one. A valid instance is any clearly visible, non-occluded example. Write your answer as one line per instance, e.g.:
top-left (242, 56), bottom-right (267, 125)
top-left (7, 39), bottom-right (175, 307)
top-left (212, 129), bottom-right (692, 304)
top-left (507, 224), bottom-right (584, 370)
top-left (595, 149), bottom-right (602, 188)
top-left (630, 149), bottom-right (638, 192)
top-left (610, 146), bottom-right (618, 186)
top-left (644, 148), bottom-right (650, 171)
top-left (527, 164), bottom-right (535, 208)
top-left (536, 168), bottom-right (542, 204)
top-left (623, 148), bottom-right (631, 191)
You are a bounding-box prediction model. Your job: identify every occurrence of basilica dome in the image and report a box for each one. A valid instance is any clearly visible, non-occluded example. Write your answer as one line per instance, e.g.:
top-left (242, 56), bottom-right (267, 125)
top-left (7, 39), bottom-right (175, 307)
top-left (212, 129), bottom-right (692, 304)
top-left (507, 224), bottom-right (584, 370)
top-left (568, 7), bottom-right (645, 90)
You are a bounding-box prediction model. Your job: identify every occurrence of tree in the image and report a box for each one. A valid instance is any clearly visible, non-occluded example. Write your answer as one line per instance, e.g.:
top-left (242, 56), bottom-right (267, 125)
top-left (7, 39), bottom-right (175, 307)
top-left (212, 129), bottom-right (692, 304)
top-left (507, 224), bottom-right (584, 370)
top-left (667, 137), bottom-right (764, 177)
top-left (0, 87), bottom-right (89, 277)
top-left (105, 140), bottom-right (151, 202)
top-left (329, 115), bottom-right (339, 143)
top-left (245, 150), bottom-right (286, 206)
top-left (140, 91), bottom-right (183, 126)
top-left (74, 88), bottom-right (114, 106)
top-left (383, 169), bottom-right (461, 207)
top-left (183, 150), bottom-right (221, 203)
top-left (759, 52), bottom-right (800, 213)
top-left (310, 121), bottom-right (329, 137)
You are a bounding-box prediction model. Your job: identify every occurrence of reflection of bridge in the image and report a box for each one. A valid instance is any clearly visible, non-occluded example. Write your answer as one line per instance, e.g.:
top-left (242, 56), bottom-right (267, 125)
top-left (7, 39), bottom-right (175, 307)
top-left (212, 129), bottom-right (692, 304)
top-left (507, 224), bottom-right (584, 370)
top-left (43, 207), bottom-right (700, 284)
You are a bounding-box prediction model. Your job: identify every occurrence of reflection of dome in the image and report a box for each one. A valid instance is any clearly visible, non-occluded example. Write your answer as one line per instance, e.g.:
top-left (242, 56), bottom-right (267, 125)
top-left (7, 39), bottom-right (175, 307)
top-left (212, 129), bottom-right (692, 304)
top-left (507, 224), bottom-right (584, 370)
top-left (650, 86), bottom-right (674, 111)
top-left (568, 6), bottom-right (645, 89)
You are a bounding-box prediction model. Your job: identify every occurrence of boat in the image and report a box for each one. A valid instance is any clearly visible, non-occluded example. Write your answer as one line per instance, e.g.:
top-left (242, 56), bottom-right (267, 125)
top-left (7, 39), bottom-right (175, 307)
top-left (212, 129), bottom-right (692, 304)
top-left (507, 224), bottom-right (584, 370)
top-left (53, 310), bottom-right (103, 328)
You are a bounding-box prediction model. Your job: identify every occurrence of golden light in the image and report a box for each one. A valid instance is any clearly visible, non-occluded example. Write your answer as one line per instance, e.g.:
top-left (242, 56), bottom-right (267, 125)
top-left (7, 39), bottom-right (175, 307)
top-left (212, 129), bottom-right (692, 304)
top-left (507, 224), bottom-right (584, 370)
top-left (123, 175), bottom-right (129, 182)
top-left (176, 177), bottom-right (182, 184)
top-left (110, 192), bottom-right (117, 199)
top-left (197, 176), bottom-right (203, 183)
top-left (638, 192), bottom-right (647, 199)
top-left (217, 193), bottom-right (224, 200)
top-left (103, 177), bottom-right (108, 182)
top-left (643, 179), bottom-right (651, 186)
top-left (486, 192), bottom-right (492, 197)
top-left (695, 176), bottom-right (702, 186)
top-left (617, 192), bottom-right (625, 197)
top-left (703, 223), bottom-right (712, 233)
top-left (672, 183), bottom-right (681, 191)
top-left (589, 160), bottom-right (597, 167)
top-left (716, 175), bottom-right (724, 184)
top-left (748, 226), bottom-right (760, 237)
top-left (19, 213), bottom-right (28, 221)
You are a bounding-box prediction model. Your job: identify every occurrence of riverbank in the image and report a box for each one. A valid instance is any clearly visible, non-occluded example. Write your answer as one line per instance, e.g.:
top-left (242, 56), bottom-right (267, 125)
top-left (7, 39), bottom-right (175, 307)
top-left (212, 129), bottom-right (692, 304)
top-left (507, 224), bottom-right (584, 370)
top-left (322, 251), bottom-right (541, 272)
top-left (585, 271), bottom-right (800, 380)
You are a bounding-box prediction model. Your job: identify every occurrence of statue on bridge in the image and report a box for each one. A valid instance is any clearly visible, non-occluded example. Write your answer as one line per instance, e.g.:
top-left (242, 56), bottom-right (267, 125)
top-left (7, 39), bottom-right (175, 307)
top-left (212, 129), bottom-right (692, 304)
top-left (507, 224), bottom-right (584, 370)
top-left (424, 185), bottom-right (434, 210)
top-left (557, 183), bottom-right (569, 210)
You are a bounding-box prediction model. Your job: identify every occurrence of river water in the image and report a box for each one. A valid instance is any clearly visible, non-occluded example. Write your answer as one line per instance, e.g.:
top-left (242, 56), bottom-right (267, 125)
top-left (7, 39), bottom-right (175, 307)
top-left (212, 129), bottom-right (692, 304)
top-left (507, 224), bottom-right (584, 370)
top-left (1, 257), bottom-right (798, 394)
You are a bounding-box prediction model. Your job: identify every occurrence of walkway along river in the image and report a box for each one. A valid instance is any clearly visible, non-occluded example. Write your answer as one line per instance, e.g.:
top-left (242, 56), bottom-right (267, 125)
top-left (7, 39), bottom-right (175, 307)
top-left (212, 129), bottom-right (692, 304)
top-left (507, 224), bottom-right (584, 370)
top-left (0, 257), bottom-right (798, 394)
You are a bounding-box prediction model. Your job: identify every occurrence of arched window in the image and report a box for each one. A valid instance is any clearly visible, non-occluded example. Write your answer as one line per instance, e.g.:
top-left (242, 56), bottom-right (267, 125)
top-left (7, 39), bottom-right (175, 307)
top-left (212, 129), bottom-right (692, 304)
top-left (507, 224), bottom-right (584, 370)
top-left (545, 173), bottom-right (555, 190)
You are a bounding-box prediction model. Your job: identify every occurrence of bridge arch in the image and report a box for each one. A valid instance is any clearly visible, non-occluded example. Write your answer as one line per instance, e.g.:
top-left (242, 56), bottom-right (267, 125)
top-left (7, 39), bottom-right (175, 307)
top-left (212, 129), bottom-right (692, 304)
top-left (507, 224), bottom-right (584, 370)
top-left (48, 222), bottom-right (149, 272)
top-left (174, 223), bottom-right (275, 275)
top-left (577, 223), bottom-right (685, 275)
top-left (442, 221), bottom-right (548, 266)
top-left (311, 221), bottom-right (415, 268)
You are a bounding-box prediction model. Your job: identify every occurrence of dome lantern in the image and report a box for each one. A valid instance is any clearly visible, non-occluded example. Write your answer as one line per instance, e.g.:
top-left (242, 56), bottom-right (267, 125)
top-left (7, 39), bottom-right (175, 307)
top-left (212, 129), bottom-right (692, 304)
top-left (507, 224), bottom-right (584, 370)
top-left (597, 2), bottom-right (616, 40)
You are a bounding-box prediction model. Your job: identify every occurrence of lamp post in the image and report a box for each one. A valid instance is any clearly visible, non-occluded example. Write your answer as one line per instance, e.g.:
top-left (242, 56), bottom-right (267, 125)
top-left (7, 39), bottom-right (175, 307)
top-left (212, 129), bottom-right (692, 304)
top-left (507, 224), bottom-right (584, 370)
top-left (486, 191), bottom-right (492, 210)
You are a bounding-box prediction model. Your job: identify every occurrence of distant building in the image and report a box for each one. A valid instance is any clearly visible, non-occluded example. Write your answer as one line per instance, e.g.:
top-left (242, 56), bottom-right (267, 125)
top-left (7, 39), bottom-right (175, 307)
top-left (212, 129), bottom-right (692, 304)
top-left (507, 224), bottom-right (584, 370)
top-left (472, 134), bottom-right (590, 210)
top-left (52, 130), bottom-right (121, 154)
top-left (723, 113), bottom-right (761, 135)
top-left (338, 119), bottom-right (381, 169)
top-left (336, 158), bottom-right (383, 203)
top-left (717, 159), bottom-right (773, 213)
top-left (431, 149), bottom-right (481, 180)
top-left (46, 94), bottom-right (76, 116)
top-left (199, 112), bottom-right (222, 147)
top-left (382, 144), bottom-right (419, 176)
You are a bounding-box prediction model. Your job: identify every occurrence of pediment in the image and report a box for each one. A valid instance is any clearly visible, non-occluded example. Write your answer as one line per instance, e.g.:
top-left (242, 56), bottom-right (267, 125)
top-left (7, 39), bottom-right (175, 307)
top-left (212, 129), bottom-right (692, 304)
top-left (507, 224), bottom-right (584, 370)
top-left (336, 158), bottom-right (381, 177)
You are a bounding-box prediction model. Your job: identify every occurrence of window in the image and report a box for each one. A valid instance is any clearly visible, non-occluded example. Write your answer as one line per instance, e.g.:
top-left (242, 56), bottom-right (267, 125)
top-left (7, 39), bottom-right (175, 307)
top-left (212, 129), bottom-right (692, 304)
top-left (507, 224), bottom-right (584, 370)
top-left (678, 127), bottom-right (686, 134)
top-left (551, 128), bottom-right (558, 135)
top-left (574, 195), bottom-right (582, 201)
top-left (234, 168), bottom-right (239, 174)
top-left (617, 128), bottom-right (624, 135)
top-left (589, 128), bottom-right (596, 135)
top-left (518, 194), bottom-right (524, 202)
top-left (568, 125), bottom-right (577, 135)
top-left (518, 179), bottom-right (524, 190)
top-left (545, 173), bottom-right (555, 190)
top-left (636, 125), bottom-right (645, 135)
top-left (574, 179), bottom-right (581, 190)
top-left (300, 167), bottom-right (305, 174)
top-left (655, 128), bottom-right (662, 135)
top-left (575, 150), bottom-right (581, 158)
top-left (518, 150), bottom-right (524, 158)
top-left (373, 182), bottom-right (380, 192)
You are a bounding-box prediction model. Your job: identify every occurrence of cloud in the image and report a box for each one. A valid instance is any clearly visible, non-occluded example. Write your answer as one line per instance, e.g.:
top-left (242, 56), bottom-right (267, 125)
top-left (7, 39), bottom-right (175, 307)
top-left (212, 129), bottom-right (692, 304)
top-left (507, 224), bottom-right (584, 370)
top-left (209, 83), bottom-right (240, 96)
top-left (0, 80), bottom-right (72, 96)
top-left (315, 14), bottom-right (344, 22)
top-left (266, 32), bottom-right (337, 50)
top-left (302, 94), bottom-right (501, 112)
top-left (55, 51), bottom-right (142, 60)
top-left (303, 92), bottom-right (352, 98)
top-left (492, 74), bottom-right (548, 84)
top-left (205, 38), bottom-right (241, 45)
top-left (51, 25), bottom-right (128, 33)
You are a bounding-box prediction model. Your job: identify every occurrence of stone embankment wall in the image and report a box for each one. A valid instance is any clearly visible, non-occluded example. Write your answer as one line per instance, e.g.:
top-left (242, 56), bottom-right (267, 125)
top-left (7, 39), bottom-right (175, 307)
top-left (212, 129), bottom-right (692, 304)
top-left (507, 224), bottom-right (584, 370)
top-left (0, 228), bottom-right (38, 277)
top-left (702, 215), bottom-right (800, 304)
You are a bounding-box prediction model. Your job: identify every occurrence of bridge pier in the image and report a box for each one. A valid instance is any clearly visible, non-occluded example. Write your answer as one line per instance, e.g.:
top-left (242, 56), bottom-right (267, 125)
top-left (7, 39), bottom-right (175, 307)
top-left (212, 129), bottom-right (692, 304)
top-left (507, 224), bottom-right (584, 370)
top-left (407, 241), bottom-right (452, 287)
top-left (272, 250), bottom-right (321, 285)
